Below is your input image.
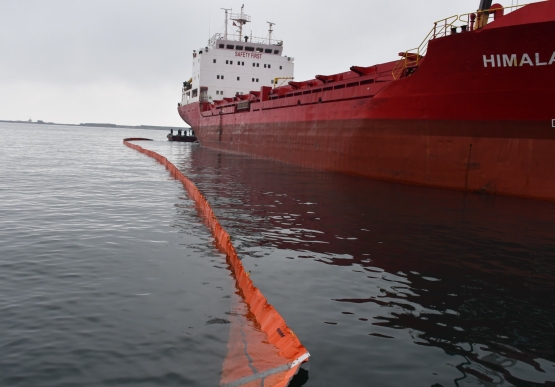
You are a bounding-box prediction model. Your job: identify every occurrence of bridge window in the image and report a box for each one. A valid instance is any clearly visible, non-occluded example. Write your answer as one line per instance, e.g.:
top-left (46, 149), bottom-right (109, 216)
top-left (265, 48), bottom-right (272, 53)
top-left (226, 44), bottom-right (234, 49)
top-left (245, 46), bottom-right (255, 52)
top-left (274, 50), bottom-right (279, 54)
top-left (236, 45), bottom-right (244, 50)
top-left (219, 44), bottom-right (224, 48)
top-left (256, 47), bottom-right (263, 52)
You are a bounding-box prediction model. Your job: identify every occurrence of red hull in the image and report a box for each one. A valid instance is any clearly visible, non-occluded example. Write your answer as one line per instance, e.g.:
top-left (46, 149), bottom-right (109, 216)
top-left (178, 2), bottom-right (555, 201)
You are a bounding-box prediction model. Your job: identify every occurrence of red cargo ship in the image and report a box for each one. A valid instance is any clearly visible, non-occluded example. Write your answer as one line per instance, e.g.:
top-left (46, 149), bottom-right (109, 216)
top-left (178, 1), bottom-right (555, 201)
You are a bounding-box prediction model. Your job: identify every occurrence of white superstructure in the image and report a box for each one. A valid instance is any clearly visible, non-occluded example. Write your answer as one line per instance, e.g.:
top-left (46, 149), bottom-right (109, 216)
top-left (181, 7), bottom-right (294, 105)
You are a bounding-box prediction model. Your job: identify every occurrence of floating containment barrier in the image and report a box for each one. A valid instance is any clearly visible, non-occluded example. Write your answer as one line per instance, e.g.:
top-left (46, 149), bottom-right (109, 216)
top-left (123, 139), bottom-right (310, 387)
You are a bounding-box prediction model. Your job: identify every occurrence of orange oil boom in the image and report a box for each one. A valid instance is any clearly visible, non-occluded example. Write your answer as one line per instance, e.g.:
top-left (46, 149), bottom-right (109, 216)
top-left (123, 139), bottom-right (310, 387)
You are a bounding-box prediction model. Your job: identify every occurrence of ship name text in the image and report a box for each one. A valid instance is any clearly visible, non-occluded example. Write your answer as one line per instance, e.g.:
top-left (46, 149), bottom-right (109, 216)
top-left (483, 52), bottom-right (555, 67)
top-left (235, 51), bottom-right (263, 59)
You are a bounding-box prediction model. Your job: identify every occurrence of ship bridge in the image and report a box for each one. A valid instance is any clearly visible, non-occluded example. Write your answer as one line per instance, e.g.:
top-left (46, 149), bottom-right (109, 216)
top-left (181, 6), bottom-right (294, 106)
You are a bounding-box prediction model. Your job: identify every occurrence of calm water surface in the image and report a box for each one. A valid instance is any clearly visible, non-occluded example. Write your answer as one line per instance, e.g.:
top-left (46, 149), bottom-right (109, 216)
top-left (1, 123), bottom-right (554, 386)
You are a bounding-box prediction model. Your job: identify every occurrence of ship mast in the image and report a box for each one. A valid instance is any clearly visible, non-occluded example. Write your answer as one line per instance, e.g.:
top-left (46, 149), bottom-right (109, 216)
top-left (231, 4), bottom-right (250, 41)
top-left (221, 8), bottom-right (231, 40)
top-left (267, 22), bottom-right (275, 44)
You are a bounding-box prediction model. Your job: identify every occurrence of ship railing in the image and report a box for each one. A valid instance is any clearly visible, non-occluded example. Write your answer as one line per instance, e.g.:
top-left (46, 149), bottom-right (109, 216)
top-left (230, 12), bottom-right (251, 23)
top-left (392, 3), bottom-right (529, 80)
top-left (208, 33), bottom-right (224, 47)
top-left (457, 3), bottom-right (527, 30)
top-left (392, 14), bottom-right (458, 79)
top-left (391, 48), bottom-right (423, 80)
top-left (208, 32), bottom-right (283, 47)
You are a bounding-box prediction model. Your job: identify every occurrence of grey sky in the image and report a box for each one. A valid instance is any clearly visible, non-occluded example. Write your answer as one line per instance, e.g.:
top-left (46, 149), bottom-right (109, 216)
top-left (0, 0), bottom-right (540, 126)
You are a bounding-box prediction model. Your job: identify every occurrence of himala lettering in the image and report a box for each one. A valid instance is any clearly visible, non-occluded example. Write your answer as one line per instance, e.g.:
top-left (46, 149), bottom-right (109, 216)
top-left (483, 52), bottom-right (555, 67)
top-left (235, 51), bottom-right (262, 59)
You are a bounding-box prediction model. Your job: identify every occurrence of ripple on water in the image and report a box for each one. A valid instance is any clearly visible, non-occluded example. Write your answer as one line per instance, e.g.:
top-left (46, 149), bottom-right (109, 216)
top-left (0, 124), bottom-right (234, 387)
top-left (139, 141), bottom-right (555, 387)
top-left (2, 124), bottom-right (555, 387)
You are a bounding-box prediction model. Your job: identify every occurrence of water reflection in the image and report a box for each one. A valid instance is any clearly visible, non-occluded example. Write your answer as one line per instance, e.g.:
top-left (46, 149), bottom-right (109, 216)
top-left (152, 143), bottom-right (555, 386)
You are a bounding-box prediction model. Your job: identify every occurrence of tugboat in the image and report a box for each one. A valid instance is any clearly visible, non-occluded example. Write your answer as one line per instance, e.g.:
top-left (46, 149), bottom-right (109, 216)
top-left (167, 128), bottom-right (197, 142)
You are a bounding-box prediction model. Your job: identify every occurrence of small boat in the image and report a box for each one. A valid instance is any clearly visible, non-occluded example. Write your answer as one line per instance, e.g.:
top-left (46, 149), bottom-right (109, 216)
top-left (167, 129), bottom-right (197, 142)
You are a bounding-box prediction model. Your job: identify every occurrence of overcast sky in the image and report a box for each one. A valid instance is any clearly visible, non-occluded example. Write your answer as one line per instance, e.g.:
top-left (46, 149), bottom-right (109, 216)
top-left (0, 0), bottom-right (540, 127)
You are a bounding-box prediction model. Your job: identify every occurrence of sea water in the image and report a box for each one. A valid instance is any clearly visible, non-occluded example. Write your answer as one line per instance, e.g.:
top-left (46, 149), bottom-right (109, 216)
top-left (1, 122), bottom-right (554, 386)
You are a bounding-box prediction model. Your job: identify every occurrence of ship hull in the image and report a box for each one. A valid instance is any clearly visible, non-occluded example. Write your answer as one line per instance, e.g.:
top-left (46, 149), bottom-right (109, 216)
top-left (176, 112), bottom-right (555, 200)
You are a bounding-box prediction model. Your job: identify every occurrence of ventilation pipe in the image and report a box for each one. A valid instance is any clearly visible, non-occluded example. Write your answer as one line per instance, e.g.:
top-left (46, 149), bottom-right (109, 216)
top-left (476, 0), bottom-right (494, 29)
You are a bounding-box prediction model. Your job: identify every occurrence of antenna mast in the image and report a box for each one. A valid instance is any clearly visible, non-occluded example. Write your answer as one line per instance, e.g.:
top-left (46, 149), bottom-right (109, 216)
top-left (221, 8), bottom-right (231, 40)
top-left (267, 22), bottom-right (275, 44)
top-left (231, 4), bottom-right (251, 41)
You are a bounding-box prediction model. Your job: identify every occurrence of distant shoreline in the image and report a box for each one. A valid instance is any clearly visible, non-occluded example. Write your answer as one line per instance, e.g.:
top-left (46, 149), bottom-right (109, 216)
top-left (0, 119), bottom-right (189, 131)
